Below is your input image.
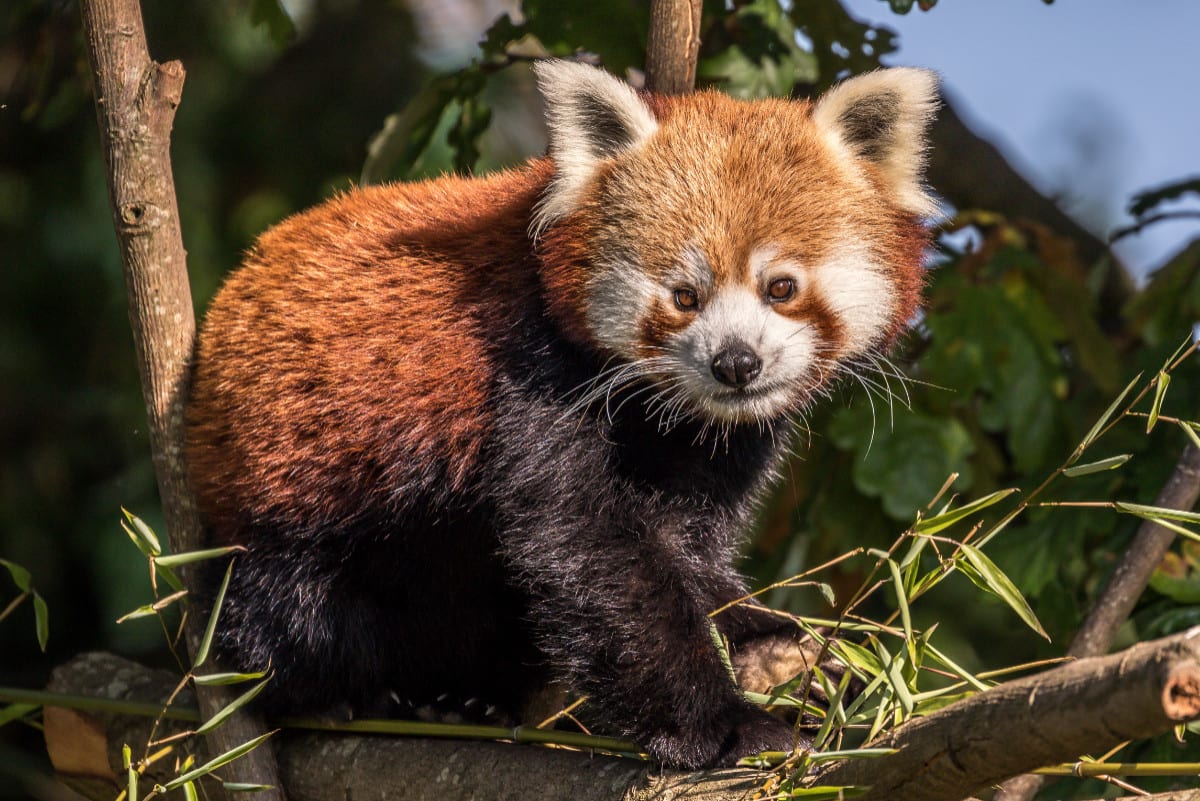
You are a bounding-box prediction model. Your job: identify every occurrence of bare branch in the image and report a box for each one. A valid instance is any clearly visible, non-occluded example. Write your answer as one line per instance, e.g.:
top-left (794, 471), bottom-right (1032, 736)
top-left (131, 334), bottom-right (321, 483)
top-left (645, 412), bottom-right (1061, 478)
top-left (76, 1), bottom-right (281, 797)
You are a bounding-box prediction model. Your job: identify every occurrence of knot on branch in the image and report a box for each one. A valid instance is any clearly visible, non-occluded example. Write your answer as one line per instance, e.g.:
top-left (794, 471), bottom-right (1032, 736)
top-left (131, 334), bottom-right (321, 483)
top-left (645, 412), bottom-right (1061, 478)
top-left (1162, 663), bottom-right (1200, 720)
top-left (117, 201), bottom-right (169, 234)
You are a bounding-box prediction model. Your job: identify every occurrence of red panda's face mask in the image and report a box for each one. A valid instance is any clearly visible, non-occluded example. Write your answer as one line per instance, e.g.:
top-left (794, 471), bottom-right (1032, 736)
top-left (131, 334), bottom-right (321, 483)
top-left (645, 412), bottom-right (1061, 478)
top-left (533, 61), bottom-right (937, 425)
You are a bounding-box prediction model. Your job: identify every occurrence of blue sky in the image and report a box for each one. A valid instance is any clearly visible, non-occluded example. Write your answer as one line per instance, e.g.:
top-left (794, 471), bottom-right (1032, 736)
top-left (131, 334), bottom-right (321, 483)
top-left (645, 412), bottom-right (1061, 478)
top-left (840, 0), bottom-right (1199, 280)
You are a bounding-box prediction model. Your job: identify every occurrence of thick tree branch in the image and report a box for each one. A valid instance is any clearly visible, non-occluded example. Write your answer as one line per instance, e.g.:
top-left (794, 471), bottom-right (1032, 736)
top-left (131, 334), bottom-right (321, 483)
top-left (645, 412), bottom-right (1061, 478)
top-left (813, 627), bottom-right (1200, 801)
top-left (43, 632), bottom-right (1200, 801)
top-left (644, 0), bottom-right (703, 94)
top-left (996, 443), bottom-right (1200, 801)
top-left (76, 1), bottom-right (281, 797)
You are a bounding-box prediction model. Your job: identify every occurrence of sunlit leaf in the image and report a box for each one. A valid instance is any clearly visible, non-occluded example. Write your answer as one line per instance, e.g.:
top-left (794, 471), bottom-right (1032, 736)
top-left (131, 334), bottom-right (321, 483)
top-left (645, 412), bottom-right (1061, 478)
top-left (155, 546), bottom-right (244, 568)
top-left (1061, 454), bottom-right (1132, 477)
top-left (196, 676), bottom-right (273, 734)
top-left (959, 545), bottom-right (1049, 640)
top-left (1147, 371), bottom-right (1171, 432)
top-left (122, 508), bottom-right (162, 556)
top-left (159, 731), bottom-right (276, 791)
top-left (912, 488), bottom-right (1018, 535)
top-left (193, 669), bottom-right (269, 686)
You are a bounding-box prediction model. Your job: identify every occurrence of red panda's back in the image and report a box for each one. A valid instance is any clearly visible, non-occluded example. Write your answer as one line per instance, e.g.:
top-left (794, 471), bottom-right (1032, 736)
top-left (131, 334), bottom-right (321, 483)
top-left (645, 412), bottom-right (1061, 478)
top-left (186, 163), bottom-right (552, 539)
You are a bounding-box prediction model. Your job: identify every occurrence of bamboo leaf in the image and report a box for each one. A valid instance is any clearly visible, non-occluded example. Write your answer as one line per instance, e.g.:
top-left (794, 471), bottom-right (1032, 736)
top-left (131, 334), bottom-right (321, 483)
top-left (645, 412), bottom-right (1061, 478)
top-left (33, 592), bottom-right (48, 652)
top-left (195, 676), bottom-right (272, 734)
top-left (0, 702), bottom-right (38, 728)
top-left (1116, 502), bottom-right (1200, 525)
top-left (959, 545), bottom-right (1049, 640)
top-left (155, 563), bottom-right (185, 593)
top-left (1075, 371), bottom-right (1142, 456)
top-left (194, 560), bottom-right (234, 670)
top-left (116, 604), bottom-right (160, 624)
top-left (1147, 371), bottom-right (1171, 432)
top-left (122, 508), bottom-right (162, 556)
top-left (912, 488), bottom-right (1018, 535)
top-left (0, 559), bottom-right (31, 593)
top-left (1179, 420), bottom-right (1200, 451)
top-left (1062, 454), bottom-right (1132, 477)
top-left (806, 747), bottom-right (897, 763)
top-left (883, 558), bottom-right (914, 661)
top-left (159, 731), bottom-right (276, 791)
top-left (222, 783), bottom-right (277, 792)
top-left (779, 786), bottom-right (864, 799)
top-left (123, 743), bottom-right (138, 801)
top-left (156, 546), bottom-right (245, 569)
top-left (193, 669), bottom-right (269, 686)
top-left (182, 781), bottom-right (199, 801)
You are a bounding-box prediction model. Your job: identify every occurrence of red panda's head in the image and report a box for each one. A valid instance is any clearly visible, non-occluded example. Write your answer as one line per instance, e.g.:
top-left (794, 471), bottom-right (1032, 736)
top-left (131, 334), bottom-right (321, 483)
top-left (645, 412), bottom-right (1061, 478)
top-left (534, 60), bottom-right (937, 424)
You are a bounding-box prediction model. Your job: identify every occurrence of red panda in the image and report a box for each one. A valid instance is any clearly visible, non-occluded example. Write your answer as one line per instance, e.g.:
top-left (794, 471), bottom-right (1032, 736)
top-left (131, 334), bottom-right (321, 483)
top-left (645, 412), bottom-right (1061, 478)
top-left (185, 60), bottom-right (936, 769)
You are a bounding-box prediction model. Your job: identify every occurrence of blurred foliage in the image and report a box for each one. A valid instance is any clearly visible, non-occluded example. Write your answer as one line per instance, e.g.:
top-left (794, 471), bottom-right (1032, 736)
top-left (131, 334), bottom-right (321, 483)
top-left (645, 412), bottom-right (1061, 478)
top-left (3, 0), bottom-right (1200, 798)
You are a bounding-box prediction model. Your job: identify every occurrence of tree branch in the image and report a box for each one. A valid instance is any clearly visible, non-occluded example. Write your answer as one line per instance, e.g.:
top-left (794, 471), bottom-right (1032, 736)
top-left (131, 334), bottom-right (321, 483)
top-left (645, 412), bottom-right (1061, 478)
top-left (41, 631), bottom-right (1200, 801)
top-left (644, 0), bottom-right (703, 94)
top-left (812, 627), bottom-right (1200, 801)
top-left (996, 443), bottom-right (1200, 801)
top-left (76, 1), bottom-right (281, 797)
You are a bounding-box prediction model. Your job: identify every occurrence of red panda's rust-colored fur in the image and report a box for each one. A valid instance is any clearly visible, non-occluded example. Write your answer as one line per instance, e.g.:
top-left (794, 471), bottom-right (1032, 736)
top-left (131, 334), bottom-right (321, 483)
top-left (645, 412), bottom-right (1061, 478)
top-left (189, 161), bottom-right (555, 538)
top-left (185, 62), bottom-right (938, 769)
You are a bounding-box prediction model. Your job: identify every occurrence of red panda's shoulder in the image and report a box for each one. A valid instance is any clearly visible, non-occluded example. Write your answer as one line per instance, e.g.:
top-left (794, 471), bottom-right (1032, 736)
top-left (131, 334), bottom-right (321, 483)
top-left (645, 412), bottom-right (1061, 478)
top-left (187, 162), bottom-right (555, 533)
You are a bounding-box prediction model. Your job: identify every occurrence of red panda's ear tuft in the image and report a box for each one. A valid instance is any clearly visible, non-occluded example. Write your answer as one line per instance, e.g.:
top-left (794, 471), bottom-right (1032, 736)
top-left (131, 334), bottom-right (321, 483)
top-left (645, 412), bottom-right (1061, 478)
top-left (532, 60), bottom-right (659, 235)
top-left (812, 67), bottom-right (940, 218)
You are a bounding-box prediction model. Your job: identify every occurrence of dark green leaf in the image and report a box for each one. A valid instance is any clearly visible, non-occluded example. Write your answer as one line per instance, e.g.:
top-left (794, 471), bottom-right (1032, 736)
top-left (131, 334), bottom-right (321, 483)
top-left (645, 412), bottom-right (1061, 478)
top-left (0, 559), bottom-right (31, 593)
top-left (33, 592), bottom-right (48, 651)
top-left (248, 0), bottom-right (295, 48)
top-left (0, 702), bottom-right (38, 728)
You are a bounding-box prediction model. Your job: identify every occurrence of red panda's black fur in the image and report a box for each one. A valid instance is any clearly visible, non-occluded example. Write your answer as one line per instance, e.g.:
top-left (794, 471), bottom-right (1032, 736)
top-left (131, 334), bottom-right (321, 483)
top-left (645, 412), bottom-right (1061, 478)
top-left (185, 61), bottom-right (936, 768)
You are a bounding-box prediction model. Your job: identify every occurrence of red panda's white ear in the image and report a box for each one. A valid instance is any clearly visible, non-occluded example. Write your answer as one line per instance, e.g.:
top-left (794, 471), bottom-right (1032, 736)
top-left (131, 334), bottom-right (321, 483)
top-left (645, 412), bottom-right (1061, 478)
top-left (812, 67), bottom-right (940, 218)
top-left (532, 60), bottom-right (659, 234)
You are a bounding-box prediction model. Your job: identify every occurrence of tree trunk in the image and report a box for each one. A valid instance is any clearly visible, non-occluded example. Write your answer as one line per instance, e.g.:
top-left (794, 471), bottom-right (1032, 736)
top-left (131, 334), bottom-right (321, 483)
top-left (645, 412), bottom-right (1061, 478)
top-left (76, 1), bottom-right (282, 798)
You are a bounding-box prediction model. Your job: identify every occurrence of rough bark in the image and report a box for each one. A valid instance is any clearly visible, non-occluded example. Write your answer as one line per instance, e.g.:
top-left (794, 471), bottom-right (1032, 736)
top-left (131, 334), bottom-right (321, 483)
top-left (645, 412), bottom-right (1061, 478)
top-left (644, 0), bottom-right (703, 94)
top-left (76, 1), bottom-right (281, 797)
top-left (42, 632), bottom-right (1200, 801)
top-left (996, 443), bottom-right (1200, 801)
top-left (813, 627), bottom-right (1200, 801)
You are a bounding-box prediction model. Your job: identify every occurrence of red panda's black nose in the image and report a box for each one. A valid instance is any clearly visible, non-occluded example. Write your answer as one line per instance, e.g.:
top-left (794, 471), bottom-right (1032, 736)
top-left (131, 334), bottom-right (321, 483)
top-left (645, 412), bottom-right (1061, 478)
top-left (711, 344), bottom-right (762, 388)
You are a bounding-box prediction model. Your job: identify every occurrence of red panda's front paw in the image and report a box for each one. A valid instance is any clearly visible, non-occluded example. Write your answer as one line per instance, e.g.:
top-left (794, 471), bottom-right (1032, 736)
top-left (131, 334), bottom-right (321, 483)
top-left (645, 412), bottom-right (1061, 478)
top-left (712, 708), bottom-right (804, 768)
top-left (645, 707), bottom-right (801, 769)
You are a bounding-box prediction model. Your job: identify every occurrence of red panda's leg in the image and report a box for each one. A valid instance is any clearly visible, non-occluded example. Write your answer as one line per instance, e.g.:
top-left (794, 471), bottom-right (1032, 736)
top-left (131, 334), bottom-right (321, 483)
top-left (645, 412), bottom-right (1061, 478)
top-left (500, 519), bottom-right (796, 769)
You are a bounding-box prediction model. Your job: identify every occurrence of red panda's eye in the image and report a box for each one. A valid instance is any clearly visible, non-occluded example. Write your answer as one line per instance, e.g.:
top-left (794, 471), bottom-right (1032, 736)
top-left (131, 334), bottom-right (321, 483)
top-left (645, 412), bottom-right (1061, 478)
top-left (767, 278), bottom-right (795, 302)
top-left (674, 288), bottom-right (699, 311)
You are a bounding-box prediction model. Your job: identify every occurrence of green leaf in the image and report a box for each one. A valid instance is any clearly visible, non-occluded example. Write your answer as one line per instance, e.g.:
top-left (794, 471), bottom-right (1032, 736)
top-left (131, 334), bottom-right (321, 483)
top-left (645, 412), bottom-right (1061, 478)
top-left (806, 747), bottom-right (897, 763)
top-left (0, 559), bottom-right (31, 593)
top-left (1147, 370), bottom-right (1171, 432)
top-left (1179, 420), bottom-right (1200, 451)
top-left (1061, 454), bottom-right (1132, 477)
top-left (182, 780), bottom-right (199, 801)
top-left (122, 508), bottom-right (162, 556)
top-left (33, 592), bottom-right (48, 651)
top-left (958, 545), bottom-right (1049, 640)
top-left (0, 702), bottom-right (38, 728)
top-left (123, 743), bottom-right (137, 801)
top-left (193, 669), bottom-right (270, 686)
top-left (1116, 502), bottom-right (1200, 525)
top-left (155, 546), bottom-right (244, 568)
top-left (196, 677), bottom-right (273, 734)
top-left (194, 559), bottom-right (234, 670)
top-left (159, 731), bottom-right (276, 791)
top-left (1075, 371), bottom-right (1142, 455)
top-left (248, 0), bottom-right (295, 48)
top-left (913, 488), bottom-right (1018, 535)
top-left (882, 558), bottom-right (913, 660)
top-left (222, 783), bottom-right (277, 793)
